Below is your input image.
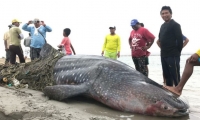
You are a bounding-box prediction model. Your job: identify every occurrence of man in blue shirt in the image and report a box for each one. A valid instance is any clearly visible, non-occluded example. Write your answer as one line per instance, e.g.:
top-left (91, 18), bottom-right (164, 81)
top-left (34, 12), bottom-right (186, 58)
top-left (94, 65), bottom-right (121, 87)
top-left (22, 18), bottom-right (52, 61)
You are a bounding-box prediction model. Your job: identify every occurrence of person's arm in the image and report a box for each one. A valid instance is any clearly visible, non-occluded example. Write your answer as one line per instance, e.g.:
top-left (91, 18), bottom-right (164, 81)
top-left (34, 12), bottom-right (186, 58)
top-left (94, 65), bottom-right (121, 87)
top-left (128, 36), bottom-right (132, 49)
top-left (3, 33), bottom-right (8, 50)
top-left (17, 28), bottom-right (24, 40)
top-left (41, 21), bottom-right (52, 32)
top-left (174, 24), bottom-right (183, 52)
top-left (4, 41), bottom-right (8, 51)
top-left (142, 29), bottom-right (155, 50)
top-left (156, 39), bottom-right (161, 48)
top-left (58, 38), bottom-right (67, 48)
top-left (101, 36), bottom-right (107, 56)
top-left (187, 50), bottom-right (200, 63)
top-left (22, 23), bottom-right (31, 32)
top-left (117, 36), bottom-right (121, 58)
top-left (43, 25), bottom-right (52, 32)
top-left (24, 38), bottom-right (26, 46)
top-left (70, 43), bottom-right (76, 55)
top-left (183, 38), bottom-right (189, 48)
top-left (146, 40), bottom-right (154, 49)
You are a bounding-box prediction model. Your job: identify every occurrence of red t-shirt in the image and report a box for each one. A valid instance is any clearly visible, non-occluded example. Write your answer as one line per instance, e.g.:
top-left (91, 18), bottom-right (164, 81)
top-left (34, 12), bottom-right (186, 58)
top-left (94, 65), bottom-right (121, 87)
top-left (60, 37), bottom-right (72, 55)
top-left (129, 27), bottom-right (155, 57)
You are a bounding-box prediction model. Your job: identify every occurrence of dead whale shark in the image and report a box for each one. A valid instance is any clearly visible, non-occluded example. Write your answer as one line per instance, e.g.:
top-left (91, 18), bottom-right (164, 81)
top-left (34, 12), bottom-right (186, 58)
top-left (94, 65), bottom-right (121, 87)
top-left (0, 44), bottom-right (189, 117)
top-left (40, 44), bottom-right (189, 117)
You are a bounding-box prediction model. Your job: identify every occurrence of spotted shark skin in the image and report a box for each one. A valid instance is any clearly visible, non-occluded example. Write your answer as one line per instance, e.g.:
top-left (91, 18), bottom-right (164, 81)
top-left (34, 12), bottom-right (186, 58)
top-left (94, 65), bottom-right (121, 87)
top-left (44, 55), bottom-right (189, 117)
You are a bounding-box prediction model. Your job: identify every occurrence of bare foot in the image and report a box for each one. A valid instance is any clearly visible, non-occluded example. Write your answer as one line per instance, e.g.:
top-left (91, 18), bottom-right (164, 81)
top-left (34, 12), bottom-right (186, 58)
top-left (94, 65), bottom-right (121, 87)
top-left (163, 82), bottom-right (166, 86)
top-left (163, 86), bottom-right (181, 96)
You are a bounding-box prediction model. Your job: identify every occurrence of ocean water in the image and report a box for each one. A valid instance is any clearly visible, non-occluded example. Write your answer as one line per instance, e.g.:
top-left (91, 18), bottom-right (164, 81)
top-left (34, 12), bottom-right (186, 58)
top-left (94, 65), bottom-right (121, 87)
top-left (114, 55), bottom-right (200, 120)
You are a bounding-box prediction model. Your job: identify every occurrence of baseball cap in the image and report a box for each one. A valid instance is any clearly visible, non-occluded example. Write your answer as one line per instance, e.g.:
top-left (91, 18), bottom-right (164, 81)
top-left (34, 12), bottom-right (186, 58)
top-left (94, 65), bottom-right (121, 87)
top-left (109, 26), bottom-right (116, 29)
top-left (130, 19), bottom-right (139, 26)
top-left (33, 18), bottom-right (40, 23)
top-left (12, 19), bottom-right (21, 23)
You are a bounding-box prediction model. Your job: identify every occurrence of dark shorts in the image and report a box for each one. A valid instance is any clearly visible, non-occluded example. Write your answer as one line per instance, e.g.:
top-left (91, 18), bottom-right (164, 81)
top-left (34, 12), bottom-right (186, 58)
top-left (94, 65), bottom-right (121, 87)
top-left (132, 56), bottom-right (148, 76)
top-left (161, 56), bottom-right (180, 86)
top-left (145, 57), bottom-right (149, 65)
top-left (30, 47), bottom-right (41, 61)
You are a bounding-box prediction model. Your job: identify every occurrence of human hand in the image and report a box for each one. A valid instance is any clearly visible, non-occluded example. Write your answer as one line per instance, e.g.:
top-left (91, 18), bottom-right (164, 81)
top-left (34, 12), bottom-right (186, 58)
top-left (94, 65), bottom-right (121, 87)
top-left (101, 51), bottom-right (104, 56)
top-left (41, 21), bottom-right (46, 26)
top-left (187, 53), bottom-right (199, 63)
top-left (28, 20), bottom-right (33, 24)
top-left (57, 44), bottom-right (63, 48)
top-left (141, 46), bottom-right (149, 51)
top-left (117, 52), bottom-right (120, 58)
top-left (18, 35), bottom-right (21, 39)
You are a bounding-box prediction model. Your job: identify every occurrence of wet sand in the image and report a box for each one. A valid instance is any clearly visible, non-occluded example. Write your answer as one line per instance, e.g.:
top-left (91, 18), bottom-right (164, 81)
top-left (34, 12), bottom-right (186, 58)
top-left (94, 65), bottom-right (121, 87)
top-left (0, 58), bottom-right (200, 120)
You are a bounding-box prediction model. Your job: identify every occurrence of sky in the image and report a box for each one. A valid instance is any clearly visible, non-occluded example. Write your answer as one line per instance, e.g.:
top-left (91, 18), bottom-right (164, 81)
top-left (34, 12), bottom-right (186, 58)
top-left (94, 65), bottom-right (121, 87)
top-left (0, 0), bottom-right (199, 57)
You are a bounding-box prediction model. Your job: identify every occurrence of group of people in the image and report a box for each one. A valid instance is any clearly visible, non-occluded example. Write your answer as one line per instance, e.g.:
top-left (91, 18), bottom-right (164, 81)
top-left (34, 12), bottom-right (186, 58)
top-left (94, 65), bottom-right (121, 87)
top-left (3, 18), bottom-right (76, 66)
top-left (2, 6), bottom-right (200, 96)
top-left (101, 6), bottom-right (200, 96)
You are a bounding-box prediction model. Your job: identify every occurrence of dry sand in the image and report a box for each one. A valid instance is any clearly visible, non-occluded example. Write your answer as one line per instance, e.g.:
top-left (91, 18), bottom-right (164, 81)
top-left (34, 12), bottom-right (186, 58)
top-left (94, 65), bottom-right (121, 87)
top-left (0, 58), bottom-right (113, 120)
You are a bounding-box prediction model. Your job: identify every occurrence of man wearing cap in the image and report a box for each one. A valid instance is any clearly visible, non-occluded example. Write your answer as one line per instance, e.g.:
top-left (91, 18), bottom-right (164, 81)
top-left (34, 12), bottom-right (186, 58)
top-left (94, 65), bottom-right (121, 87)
top-left (101, 26), bottom-right (121, 60)
top-left (22, 18), bottom-right (52, 61)
top-left (9, 19), bottom-right (25, 65)
top-left (129, 19), bottom-right (155, 76)
top-left (158, 6), bottom-right (183, 87)
top-left (3, 25), bottom-right (12, 65)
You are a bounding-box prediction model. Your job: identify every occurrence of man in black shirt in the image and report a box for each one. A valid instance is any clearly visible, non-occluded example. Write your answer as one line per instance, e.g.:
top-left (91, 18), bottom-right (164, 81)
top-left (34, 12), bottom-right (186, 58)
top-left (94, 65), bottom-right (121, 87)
top-left (157, 6), bottom-right (183, 86)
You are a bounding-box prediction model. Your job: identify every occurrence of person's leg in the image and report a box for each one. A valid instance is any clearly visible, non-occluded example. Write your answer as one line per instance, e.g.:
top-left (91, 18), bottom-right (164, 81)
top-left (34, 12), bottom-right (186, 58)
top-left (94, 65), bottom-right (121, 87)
top-left (132, 57), bottom-right (140, 71)
top-left (5, 50), bottom-right (11, 65)
top-left (163, 73), bottom-right (166, 85)
top-left (27, 47), bottom-right (31, 59)
top-left (105, 51), bottom-right (111, 58)
top-left (16, 46), bottom-right (25, 63)
top-left (110, 52), bottom-right (117, 60)
top-left (36, 48), bottom-right (41, 58)
top-left (24, 47), bottom-right (29, 60)
top-left (30, 47), bottom-right (33, 61)
top-left (9, 45), bottom-right (17, 65)
top-left (137, 56), bottom-right (148, 76)
top-left (161, 57), bottom-right (173, 86)
top-left (166, 57), bottom-right (180, 86)
top-left (164, 60), bottom-right (200, 96)
top-left (30, 47), bottom-right (38, 61)
top-left (145, 57), bottom-right (149, 77)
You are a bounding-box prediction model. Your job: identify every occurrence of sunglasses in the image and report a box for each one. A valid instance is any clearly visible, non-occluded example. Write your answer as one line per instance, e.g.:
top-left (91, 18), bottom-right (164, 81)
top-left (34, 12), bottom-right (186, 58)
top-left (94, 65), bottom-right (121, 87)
top-left (33, 21), bottom-right (40, 24)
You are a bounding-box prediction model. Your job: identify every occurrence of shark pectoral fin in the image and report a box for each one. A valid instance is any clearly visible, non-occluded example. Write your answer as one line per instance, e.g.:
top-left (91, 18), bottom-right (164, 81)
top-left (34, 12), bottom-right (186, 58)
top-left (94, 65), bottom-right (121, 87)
top-left (43, 84), bottom-right (88, 101)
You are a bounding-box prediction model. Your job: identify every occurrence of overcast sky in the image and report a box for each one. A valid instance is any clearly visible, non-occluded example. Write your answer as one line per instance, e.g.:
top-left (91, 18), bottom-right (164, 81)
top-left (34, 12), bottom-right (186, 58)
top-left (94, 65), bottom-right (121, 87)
top-left (0, 0), bottom-right (199, 57)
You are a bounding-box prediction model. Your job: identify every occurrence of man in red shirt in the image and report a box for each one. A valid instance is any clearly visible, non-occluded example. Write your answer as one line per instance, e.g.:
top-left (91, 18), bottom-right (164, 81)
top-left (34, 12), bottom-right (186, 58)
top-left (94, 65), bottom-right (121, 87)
top-left (129, 19), bottom-right (155, 76)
